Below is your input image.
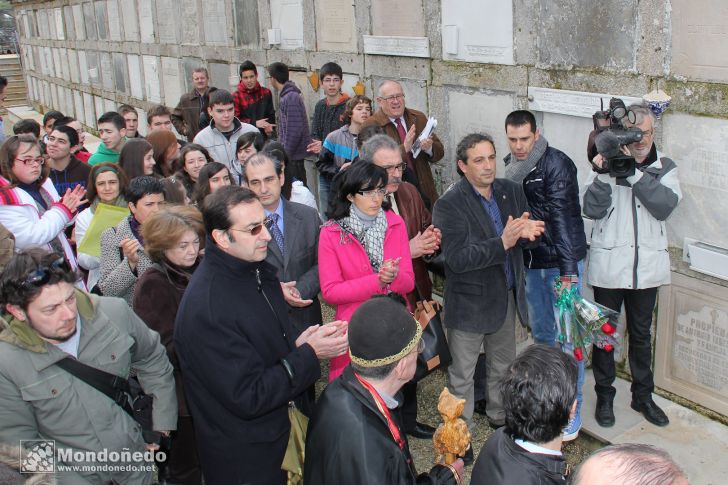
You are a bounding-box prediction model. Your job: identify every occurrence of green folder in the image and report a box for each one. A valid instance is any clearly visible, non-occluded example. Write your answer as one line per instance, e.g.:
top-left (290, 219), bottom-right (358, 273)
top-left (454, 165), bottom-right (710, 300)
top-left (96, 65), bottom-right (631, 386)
top-left (77, 204), bottom-right (130, 258)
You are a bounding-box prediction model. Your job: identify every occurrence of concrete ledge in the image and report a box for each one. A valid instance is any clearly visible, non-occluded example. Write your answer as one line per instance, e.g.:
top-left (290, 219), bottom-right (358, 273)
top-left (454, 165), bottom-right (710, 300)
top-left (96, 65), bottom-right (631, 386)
top-left (5, 106), bottom-right (102, 154)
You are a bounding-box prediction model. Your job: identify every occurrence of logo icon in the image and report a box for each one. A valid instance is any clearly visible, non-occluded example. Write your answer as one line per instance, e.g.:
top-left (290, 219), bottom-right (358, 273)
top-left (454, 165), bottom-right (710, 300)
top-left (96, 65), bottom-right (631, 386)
top-left (20, 440), bottom-right (55, 473)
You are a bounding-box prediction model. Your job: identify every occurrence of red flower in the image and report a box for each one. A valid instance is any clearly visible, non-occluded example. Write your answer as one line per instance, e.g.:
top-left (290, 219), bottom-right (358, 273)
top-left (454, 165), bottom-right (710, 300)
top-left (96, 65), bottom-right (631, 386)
top-left (573, 347), bottom-right (584, 361)
top-left (603, 343), bottom-right (614, 352)
top-left (601, 322), bottom-right (616, 335)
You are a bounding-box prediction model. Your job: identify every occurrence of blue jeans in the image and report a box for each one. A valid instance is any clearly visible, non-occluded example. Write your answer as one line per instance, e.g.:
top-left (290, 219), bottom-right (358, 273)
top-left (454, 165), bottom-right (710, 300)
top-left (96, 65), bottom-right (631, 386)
top-left (318, 174), bottom-right (331, 216)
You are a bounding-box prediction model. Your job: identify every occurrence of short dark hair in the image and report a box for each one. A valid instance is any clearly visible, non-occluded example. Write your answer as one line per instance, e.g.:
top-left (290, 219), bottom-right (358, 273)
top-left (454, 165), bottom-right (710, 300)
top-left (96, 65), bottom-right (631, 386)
top-left (262, 141), bottom-right (292, 200)
top-left (118, 138), bottom-right (153, 179)
top-left (326, 161), bottom-right (388, 220)
top-left (125, 175), bottom-right (165, 205)
top-left (53, 116), bottom-right (77, 128)
top-left (117, 104), bottom-right (138, 117)
top-left (51, 125), bottom-right (79, 148)
top-left (342, 95), bottom-right (372, 125)
top-left (455, 133), bottom-right (495, 176)
top-left (243, 153), bottom-right (282, 183)
top-left (194, 162), bottom-right (229, 207)
top-left (42, 110), bottom-right (64, 127)
top-left (236, 131), bottom-right (264, 154)
top-left (202, 185), bottom-right (258, 237)
top-left (146, 105), bottom-right (171, 125)
top-left (319, 62), bottom-right (343, 81)
top-left (161, 176), bottom-right (187, 205)
top-left (500, 344), bottom-right (578, 444)
top-left (97, 111), bottom-right (126, 131)
top-left (267, 62), bottom-right (289, 84)
top-left (12, 119), bottom-right (41, 138)
top-left (0, 249), bottom-right (79, 310)
top-left (239, 60), bottom-right (257, 77)
top-left (505, 110), bottom-right (537, 133)
top-left (208, 89), bottom-right (234, 108)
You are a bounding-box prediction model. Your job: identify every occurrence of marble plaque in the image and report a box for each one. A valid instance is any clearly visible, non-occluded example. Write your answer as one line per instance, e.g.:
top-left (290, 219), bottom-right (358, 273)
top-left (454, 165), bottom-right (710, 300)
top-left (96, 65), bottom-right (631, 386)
top-left (270, 0), bottom-right (304, 50)
top-left (83, 3), bottom-right (97, 40)
top-left (63, 6), bottom-right (75, 40)
top-left (138, 0), bottom-right (155, 44)
top-left (655, 272), bottom-right (728, 416)
top-left (74, 91), bottom-right (84, 124)
top-left (44, 48), bottom-right (54, 77)
top-left (161, 57), bottom-right (183, 107)
top-left (104, 99), bottom-right (117, 115)
top-left (528, 87), bottom-right (642, 119)
top-left (69, 50), bottom-right (80, 84)
top-left (87, 51), bottom-right (101, 86)
top-left (54, 8), bottom-right (65, 40)
top-left (64, 88), bottom-right (73, 117)
top-left (143, 55), bottom-right (162, 103)
top-left (48, 9), bottom-right (58, 40)
top-left (128, 54), bottom-right (144, 99)
top-left (208, 63), bottom-right (232, 94)
top-left (42, 81), bottom-right (50, 108)
top-left (52, 48), bottom-right (62, 79)
top-left (233, 0), bottom-right (258, 46)
top-left (371, 0), bottom-right (425, 37)
top-left (107, 0), bottom-right (122, 41)
top-left (95, 1), bottom-right (108, 40)
top-left (315, 0), bottom-right (356, 52)
top-left (539, 112), bottom-right (595, 186)
top-left (83, 92), bottom-right (95, 127)
top-left (113, 53), bottom-right (127, 93)
top-left (51, 84), bottom-right (59, 113)
top-left (663, 113), bottom-right (728, 249)
top-left (363, 36), bottom-right (430, 58)
top-left (442, 0), bottom-right (513, 65)
top-left (59, 49), bottom-right (71, 82)
top-left (120, 0), bottom-right (139, 42)
top-left (180, 0), bottom-right (200, 44)
top-left (203, 0), bottom-right (228, 45)
top-left (23, 46), bottom-right (33, 72)
top-left (27, 10), bottom-right (38, 38)
top-left (94, 96), bottom-right (105, 121)
top-left (156, 0), bottom-right (177, 44)
top-left (36, 9), bottom-right (48, 39)
top-left (78, 51), bottom-right (89, 85)
top-left (672, 0), bottom-right (728, 82)
top-left (72, 4), bottom-right (86, 40)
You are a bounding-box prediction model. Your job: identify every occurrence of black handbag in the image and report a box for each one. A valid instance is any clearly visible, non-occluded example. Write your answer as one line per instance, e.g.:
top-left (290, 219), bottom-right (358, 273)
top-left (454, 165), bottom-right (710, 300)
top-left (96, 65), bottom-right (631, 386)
top-left (413, 300), bottom-right (452, 382)
top-left (55, 357), bottom-right (160, 444)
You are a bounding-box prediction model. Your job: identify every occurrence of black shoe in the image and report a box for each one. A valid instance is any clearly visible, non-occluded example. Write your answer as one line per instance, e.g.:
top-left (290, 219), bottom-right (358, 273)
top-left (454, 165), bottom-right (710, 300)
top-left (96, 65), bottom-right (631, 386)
top-left (405, 422), bottom-right (436, 439)
top-left (595, 398), bottom-right (615, 427)
top-left (460, 445), bottom-right (474, 466)
top-left (631, 399), bottom-right (669, 427)
top-left (473, 399), bottom-right (488, 416)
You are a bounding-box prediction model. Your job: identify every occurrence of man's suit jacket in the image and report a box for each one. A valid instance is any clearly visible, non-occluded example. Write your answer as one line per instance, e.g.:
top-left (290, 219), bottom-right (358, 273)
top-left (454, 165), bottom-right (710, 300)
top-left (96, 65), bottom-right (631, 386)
top-left (365, 107), bottom-right (444, 208)
top-left (265, 199), bottom-right (323, 331)
top-left (432, 178), bottom-right (531, 334)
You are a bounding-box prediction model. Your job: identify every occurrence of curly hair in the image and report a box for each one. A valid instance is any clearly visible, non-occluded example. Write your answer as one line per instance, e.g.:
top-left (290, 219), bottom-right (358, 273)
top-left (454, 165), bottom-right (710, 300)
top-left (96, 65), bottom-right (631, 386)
top-left (142, 205), bottom-right (205, 263)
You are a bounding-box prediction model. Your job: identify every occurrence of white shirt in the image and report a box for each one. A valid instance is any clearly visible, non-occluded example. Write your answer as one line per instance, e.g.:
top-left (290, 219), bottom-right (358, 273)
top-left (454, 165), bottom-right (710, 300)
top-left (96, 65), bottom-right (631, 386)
top-left (54, 316), bottom-right (82, 358)
top-left (514, 438), bottom-right (563, 456)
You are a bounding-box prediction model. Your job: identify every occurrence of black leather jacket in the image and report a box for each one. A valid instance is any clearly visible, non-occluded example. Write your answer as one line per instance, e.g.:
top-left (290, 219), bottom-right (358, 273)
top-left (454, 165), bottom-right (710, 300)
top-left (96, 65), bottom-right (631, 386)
top-left (520, 146), bottom-right (587, 275)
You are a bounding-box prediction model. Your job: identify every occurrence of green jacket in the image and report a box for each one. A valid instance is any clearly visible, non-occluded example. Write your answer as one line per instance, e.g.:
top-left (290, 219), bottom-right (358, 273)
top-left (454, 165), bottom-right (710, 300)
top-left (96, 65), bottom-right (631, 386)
top-left (0, 291), bottom-right (177, 485)
top-left (87, 143), bottom-right (121, 166)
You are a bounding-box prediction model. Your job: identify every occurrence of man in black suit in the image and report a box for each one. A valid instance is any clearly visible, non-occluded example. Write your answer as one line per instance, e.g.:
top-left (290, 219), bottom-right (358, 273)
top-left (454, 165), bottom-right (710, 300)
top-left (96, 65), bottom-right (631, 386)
top-left (243, 153), bottom-right (322, 331)
top-left (433, 133), bottom-right (544, 461)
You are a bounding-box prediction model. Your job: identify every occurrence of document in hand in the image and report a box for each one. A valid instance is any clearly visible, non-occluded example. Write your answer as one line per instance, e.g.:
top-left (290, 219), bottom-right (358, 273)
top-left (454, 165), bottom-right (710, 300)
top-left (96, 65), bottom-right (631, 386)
top-left (77, 204), bottom-right (130, 258)
top-left (411, 117), bottom-right (438, 158)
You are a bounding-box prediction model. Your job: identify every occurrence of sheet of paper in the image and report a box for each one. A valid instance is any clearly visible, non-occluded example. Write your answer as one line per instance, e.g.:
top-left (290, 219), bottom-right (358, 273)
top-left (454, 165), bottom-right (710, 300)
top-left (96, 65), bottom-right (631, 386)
top-left (412, 117), bottom-right (437, 158)
top-left (77, 204), bottom-right (130, 258)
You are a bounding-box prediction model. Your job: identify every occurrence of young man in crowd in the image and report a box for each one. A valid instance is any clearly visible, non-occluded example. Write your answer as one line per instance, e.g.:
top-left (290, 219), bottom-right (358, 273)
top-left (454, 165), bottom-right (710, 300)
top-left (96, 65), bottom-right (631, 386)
top-left (41, 110), bottom-right (64, 145)
top-left (88, 111), bottom-right (127, 166)
top-left (173, 67), bottom-right (217, 141)
top-left (147, 105), bottom-right (175, 133)
top-left (307, 62), bottom-right (348, 156)
top-left (46, 124), bottom-right (90, 196)
top-left (119, 104), bottom-right (143, 138)
top-left (12, 118), bottom-right (41, 138)
top-left (233, 60), bottom-right (275, 138)
top-left (55, 116), bottom-right (92, 163)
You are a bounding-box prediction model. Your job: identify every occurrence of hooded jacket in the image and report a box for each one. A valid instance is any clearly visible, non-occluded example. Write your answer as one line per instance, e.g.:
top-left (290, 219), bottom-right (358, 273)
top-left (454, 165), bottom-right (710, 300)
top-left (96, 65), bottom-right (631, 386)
top-left (192, 118), bottom-right (258, 185)
top-left (278, 81), bottom-right (312, 160)
top-left (233, 80), bottom-right (276, 129)
top-left (88, 143), bottom-right (121, 166)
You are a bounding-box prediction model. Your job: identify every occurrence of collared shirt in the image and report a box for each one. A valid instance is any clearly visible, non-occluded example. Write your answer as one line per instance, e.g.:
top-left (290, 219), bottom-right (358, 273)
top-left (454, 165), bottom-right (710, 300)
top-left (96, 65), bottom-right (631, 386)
top-left (471, 183), bottom-right (515, 289)
top-left (54, 316), bottom-right (82, 358)
top-left (379, 389), bottom-right (400, 410)
top-left (514, 438), bottom-right (563, 456)
top-left (264, 197), bottom-right (285, 235)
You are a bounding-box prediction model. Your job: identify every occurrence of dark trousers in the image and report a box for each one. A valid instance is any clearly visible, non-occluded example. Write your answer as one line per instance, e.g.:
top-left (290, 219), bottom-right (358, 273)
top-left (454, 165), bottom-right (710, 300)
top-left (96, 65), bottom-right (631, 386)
top-left (401, 380), bottom-right (419, 430)
top-left (289, 159), bottom-right (307, 187)
top-left (473, 353), bottom-right (487, 402)
top-left (163, 416), bottom-right (202, 485)
top-left (591, 286), bottom-right (658, 402)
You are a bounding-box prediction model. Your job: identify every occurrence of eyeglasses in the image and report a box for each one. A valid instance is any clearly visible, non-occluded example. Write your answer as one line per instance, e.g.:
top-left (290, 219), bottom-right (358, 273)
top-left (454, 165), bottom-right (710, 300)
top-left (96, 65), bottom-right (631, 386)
top-left (15, 157), bottom-right (45, 166)
top-left (22, 257), bottom-right (70, 288)
top-left (380, 93), bottom-right (405, 103)
top-left (228, 217), bottom-right (272, 236)
top-left (322, 77), bottom-right (341, 83)
top-left (357, 188), bottom-right (387, 199)
top-left (383, 163), bottom-right (406, 173)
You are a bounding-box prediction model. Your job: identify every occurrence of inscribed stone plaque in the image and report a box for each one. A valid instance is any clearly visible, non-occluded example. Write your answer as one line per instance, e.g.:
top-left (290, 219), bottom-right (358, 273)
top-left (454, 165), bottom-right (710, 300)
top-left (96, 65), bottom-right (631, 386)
top-left (128, 54), bottom-right (144, 99)
top-left (203, 0), bottom-right (229, 45)
top-left (47, 9), bottom-right (57, 40)
top-left (52, 49), bottom-right (62, 79)
top-left (83, 3), bottom-right (97, 40)
top-left (51, 84), bottom-right (59, 113)
top-left (155, 0), bottom-right (177, 44)
top-left (233, 0), bottom-right (258, 46)
top-left (655, 272), bottom-right (728, 416)
top-left (107, 0), bottom-right (122, 41)
top-left (120, 0), bottom-right (139, 42)
top-left (315, 0), bottom-right (356, 52)
top-left (270, 0), bottom-right (304, 50)
top-left (95, 1), bottom-right (108, 40)
top-left (208, 63), bottom-right (232, 93)
top-left (528, 87), bottom-right (642, 119)
top-left (538, 0), bottom-right (637, 69)
top-left (69, 51), bottom-right (80, 84)
top-left (161, 57), bottom-right (183, 107)
top-left (94, 96), bottom-right (105, 122)
top-left (143, 55), bottom-right (162, 103)
top-left (74, 91), bottom-right (84, 125)
top-left (63, 6), bottom-right (75, 40)
top-left (371, 0), bottom-right (425, 37)
top-left (78, 51), bottom-right (89, 85)
top-left (72, 4), bottom-right (86, 40)
top-left (180, 0), bottom-right (200, 44)
top-left (663, 113), bottom-right (728, 249)
top-left (441, 0), bottom-right (513, 65)
top-left (59, 49), bottom-right (71, 82)
top-left (181, 58), bottom-right (202, 92)
top-left (87, 51), bottom-right (101, 86)
top-left (113, 53), bottom-right (127, 94)
top-left (83, 92), bottom-right (95, 127)
top-left (54, 8), bottom-right (65, 40)
top-left (672, 0), bottom-right (728, 83)
top-left (138, 0), bottom-right (155, 44)
top-left (363, 36), bottom-right (430, 58)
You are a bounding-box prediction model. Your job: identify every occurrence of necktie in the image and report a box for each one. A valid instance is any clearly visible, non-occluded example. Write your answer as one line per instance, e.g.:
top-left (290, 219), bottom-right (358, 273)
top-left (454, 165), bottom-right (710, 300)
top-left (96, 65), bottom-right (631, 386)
top-left (394, 118), bottom-right (415, 172)
top-left (267, 213), bottom-right (285, 255)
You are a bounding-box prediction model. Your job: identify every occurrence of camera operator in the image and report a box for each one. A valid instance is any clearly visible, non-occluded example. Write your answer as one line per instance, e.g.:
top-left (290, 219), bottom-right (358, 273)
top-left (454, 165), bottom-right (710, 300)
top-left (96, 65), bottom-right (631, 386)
top-left (583, 105), bottom-right (682, 429)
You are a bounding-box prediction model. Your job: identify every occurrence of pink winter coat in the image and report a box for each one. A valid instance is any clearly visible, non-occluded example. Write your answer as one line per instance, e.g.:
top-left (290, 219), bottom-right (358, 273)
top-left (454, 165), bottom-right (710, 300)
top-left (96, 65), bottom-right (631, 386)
top-left (318, 210), bottom-right (415, 381)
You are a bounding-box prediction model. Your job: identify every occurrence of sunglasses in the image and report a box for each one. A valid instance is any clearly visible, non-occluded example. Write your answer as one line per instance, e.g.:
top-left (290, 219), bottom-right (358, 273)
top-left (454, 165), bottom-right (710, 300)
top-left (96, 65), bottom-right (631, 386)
top-left (227, 217), bottom-right (272, 237)
top-left (22, 257), bottom-right (71, 288)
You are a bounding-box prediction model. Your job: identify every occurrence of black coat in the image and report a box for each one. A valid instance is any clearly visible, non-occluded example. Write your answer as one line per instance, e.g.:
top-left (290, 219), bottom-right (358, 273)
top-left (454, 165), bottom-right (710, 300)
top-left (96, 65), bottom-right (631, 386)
top-left (433, 178), bottom-right (530, 334)
top-left (174, 240), bottom-right (320, 485)
top-left (304, 367), bottom-right (458, 485)
top-left (471, 427), bottom-right (567, 484)
top-left (520, 146), bottom-right (587, 274)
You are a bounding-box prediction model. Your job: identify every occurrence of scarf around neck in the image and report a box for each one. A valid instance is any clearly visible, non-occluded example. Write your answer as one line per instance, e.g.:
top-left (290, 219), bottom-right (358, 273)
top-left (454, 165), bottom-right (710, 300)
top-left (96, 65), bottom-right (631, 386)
top-left (337, 207), bottom-right (388, 272)
top-left (90, 195), bottom-right (127, 213)
top-left (504, 135), bottom-right (549, 183)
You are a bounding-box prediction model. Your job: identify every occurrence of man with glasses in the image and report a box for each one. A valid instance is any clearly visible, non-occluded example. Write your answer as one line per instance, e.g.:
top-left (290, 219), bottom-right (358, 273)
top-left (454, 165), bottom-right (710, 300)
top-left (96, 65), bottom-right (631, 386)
top-left (0, 248), bottom-right (177, 485)
top-left (307, 62), bottom-right (349, 156)
top-left (174, 185), bottom-right (347, 484)
top-left (584, 105), bottom-right (682, 428)
top-left (364, 80), bottom-right (444, 209)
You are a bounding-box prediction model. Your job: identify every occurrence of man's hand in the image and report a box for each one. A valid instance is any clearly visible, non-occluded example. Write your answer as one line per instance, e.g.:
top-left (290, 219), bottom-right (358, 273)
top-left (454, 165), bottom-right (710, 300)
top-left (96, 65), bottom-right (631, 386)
top-left (256, 119), bottom-right (275, 134)
top-left (420, 136), bottom-right (434, 153)
top-left (305, 323), bottom-right (349, 359)
top-left (281, 281), bottom-right (313, 307)
top-left (307, 139), bottom-right (322, 154)
top-left (403, 125), bottom-right (416, 153)
top-left (120, 238), bottom-right (140, 268)
top-left (592, 153), bottom-right (605, 169)
top-left (501, 216), bottom-right (526, 250)
top-left (516, 212), bottom-right (545, 241)
top-left (409, 225), bottom-right (440, 258)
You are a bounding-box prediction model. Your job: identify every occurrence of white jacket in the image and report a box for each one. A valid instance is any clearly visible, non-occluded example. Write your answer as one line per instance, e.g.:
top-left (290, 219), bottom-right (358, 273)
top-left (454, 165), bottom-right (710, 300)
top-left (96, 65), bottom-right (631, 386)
top-left (583, 151), bottom-right (682, 289)
top-left (74, 207), bottom-right (101, 288)
top-left (193, 118), bottom-right (257, 185)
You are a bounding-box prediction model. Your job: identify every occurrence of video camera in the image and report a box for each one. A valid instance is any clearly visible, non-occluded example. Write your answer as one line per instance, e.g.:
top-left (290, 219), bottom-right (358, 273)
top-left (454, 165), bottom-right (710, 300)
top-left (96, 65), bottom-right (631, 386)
top-left (591, 98), bottom-right (643, 178)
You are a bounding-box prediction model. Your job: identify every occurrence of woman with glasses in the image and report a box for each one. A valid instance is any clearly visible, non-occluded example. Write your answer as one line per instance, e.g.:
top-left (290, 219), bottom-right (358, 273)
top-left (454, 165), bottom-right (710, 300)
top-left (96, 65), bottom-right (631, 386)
top-left (0, 134), bottom-right (86, 269)
top-left (133, 206), bottom-right (205, 485)
top-left (175, 144), bottom-right (213, 200)
top-left (318, 162), bottom-right (414, 381)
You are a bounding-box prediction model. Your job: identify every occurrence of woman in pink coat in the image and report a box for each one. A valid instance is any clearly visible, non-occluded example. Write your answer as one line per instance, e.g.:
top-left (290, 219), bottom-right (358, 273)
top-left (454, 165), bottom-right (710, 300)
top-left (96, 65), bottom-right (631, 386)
top-left (319, 162), bottom-right (414, 381)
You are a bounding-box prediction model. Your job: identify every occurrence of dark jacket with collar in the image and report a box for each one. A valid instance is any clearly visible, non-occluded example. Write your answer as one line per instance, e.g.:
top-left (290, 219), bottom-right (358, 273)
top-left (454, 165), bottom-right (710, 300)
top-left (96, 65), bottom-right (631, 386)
top-left (506, 146), bottom-right (587, 275)
top-left (471, 427), bottom-right (567, 485)
top-left (304, 367), bottom-right (458, 485)
top-left (264, 199), bottom-right (322, 332)
top-left (432, 178), bottom-right (530, 334)
top-left (174, 240), bottom-right (320, 484)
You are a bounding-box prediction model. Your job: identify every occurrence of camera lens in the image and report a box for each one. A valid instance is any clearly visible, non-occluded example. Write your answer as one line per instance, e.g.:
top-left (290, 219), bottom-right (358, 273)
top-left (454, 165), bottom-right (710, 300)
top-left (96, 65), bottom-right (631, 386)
top-left (612, 106), bottom-right (626, 120)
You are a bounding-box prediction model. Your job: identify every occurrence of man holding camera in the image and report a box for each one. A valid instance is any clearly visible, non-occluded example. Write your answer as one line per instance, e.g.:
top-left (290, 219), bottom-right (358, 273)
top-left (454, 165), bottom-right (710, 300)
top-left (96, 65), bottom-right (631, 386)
top-left (584, 105), bottom-right (682, 428)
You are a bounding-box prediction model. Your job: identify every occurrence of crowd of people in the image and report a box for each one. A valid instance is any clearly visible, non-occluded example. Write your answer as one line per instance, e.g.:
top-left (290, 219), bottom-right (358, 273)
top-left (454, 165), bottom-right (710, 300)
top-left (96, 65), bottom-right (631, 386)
top-left (0, 60), bottom-right (690, 485)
